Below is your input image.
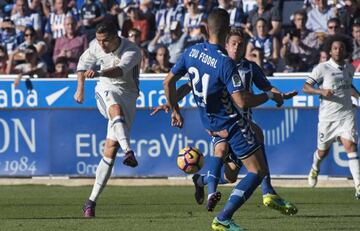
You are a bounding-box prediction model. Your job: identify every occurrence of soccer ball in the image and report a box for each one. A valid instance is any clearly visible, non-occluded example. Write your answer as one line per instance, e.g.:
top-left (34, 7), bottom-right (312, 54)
top-left (177, 146), bottom-right (204, 174)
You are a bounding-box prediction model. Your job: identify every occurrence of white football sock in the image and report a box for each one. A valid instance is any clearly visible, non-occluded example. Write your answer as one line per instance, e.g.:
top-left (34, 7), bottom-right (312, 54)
top-left (312, 150), bottom-right (322, 171)
top-left (89, 156), bottom-right (114, 202)
top-left (111, 116), bottom-right (131, 152)
top-left (347, 152), bottom-right (360, 189)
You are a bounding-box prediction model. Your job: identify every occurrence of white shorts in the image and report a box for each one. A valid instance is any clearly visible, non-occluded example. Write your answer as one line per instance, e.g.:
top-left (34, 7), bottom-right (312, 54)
top-left (317, 115), bottom-right (358, 150)
top-left (95, 83), bottom-right (137, 141)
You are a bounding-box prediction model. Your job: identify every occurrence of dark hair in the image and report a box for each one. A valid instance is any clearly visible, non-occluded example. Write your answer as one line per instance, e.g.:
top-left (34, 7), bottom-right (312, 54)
top-left (156, 45), bottom-right (169, 58)
top-left (55, 56), bottom-right (68, 65)
top-left (207, 8), bottom-right (230, 35)
top-left (0, 45), bottom-right (6, 53)
top-left (293, 10), bottom-right (308, 23)
top-left (96, 21), bottom-right (118, 37)
top-left (323, 34), bottom-right (353, 56)
top-left (255, 17), bottom-right (267, 26)
top-left (288, 28), bottom-right (301, 39)
top-left (128, 28), bottom-right (141, 36)
top-left (327, 17), bottom-right (340, 27)
top-left (24, 26), bottom-right (36, 36)
top-left (25, 44), bottom-right (37, 53)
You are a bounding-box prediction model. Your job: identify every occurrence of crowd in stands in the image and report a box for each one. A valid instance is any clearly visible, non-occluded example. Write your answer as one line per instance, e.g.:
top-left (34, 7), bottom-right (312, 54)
top-left (0, 0), bottom-right (359, 78)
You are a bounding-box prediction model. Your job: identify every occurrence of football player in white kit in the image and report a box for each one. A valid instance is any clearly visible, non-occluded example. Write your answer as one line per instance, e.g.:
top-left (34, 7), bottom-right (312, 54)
top-left (74, 21), bottom-right (141, 217)
top-left (303, 35), bottom-right (360, 199)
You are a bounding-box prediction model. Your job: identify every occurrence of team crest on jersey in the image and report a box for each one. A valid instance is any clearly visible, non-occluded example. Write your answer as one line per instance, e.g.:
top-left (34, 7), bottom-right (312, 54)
top-left (232, 74), bottom-right (242, 87)
top-left (114, 57), bottom-right (121, 65)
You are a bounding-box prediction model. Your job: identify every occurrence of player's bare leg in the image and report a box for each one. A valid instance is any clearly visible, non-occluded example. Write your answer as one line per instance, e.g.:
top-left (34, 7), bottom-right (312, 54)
top-left (341, 137), bottom-right (360, 199)
top-left (83, 139), bottom-right (119, 218)
top-left (108, 104), bottom-right (138, 167)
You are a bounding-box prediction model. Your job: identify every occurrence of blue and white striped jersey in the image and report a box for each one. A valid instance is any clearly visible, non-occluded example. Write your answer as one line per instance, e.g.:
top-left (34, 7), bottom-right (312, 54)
top-left (236, 59), bottom-right (272, 119)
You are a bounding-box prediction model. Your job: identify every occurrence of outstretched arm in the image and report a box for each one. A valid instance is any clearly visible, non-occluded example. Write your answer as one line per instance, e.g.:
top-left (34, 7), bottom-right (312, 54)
top-left (270, 86), bottom-right (298, 99)
top-left (151, 82), bottom-right (192, 115)
top-left (163, 72), bottom-right (184, 128)
top-left (231, 90), bottom-right (283, 109)
top-left (302, 82), bottom-right (334, 97)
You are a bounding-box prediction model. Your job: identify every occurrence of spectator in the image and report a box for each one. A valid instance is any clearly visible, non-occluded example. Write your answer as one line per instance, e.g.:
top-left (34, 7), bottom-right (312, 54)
top-left (245, 17), bottom-right (279, 75)
top-left (151, 45), bottom-right (171, 73)
top-left (17, 26), bottom-right (47, 59)
top-left (306, 0), bottom-right (336, 33)
top-left (183, 0), bottom-right (207, 40)
top-left (117, 0), bottom-right (135, 32)
top-left (8, 45), bottom-right (47, 86)
top-left (280, 28), bottom-right (319, 70)
top-left (139, 0), bottom-right (156, 40)
top-left (140, 47), bottom-right (153, 73)
top-left (291, 10), bottom-right (320, 48)
top-left (127, 28), bottom-right (142, 46)
top-left (217, 0), bottom-right (246, 29)
top-left (352, 23), bottom-right (360, 68)
top-left (155, 0), bottom-right (184, 34)
top-left (67, 0), bottom-right (81, 21)
top-left (10, 0), bottom-right (42, 37)
top-left (0, 45), bottom-right (8, 74)
top-left (318, 49), bottom-right (329, 63)
top-left (44, 0), bottom-right (72, 43)
top-left (338, 0), bottom-right (360, 35)
top-left (29, 0), bottom-right (51, 18)
top-left (245, 0), bottom-right (282, 37)
top-left (148, 21), bottom-right (189, 65)
top-left (98, 0), bottom-right (117, 14)
top-left (121, 6), bottom-right (150, 43)
top-left (199, 0), bottom-right (218, 13)
top-left (0, 17), bottom-right (20, 54)
top-left (53, 15), bottom-right (88, 73)
top-left (101, 1), bottom-right (122, 30)
top-left (326, 17), bottom-right (342, 35)
top-left (80, 0), bottom-right (105, 40)
top-left (50, 57), bottom-right (69, 78)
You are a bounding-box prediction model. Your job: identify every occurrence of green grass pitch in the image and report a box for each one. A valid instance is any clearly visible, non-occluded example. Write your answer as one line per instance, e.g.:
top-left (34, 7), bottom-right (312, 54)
top-left (1, 185), bottom-right (360, 230)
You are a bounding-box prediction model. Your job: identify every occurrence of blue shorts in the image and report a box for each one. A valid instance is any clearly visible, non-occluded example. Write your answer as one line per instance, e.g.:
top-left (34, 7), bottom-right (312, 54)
top-left (212, 119), bottom-right (261, 162)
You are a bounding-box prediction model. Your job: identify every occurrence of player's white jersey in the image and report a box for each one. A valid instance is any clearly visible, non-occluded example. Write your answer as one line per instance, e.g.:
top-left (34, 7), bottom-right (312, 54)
top-left (77, 38), bottom-right (141, 94)
top-left (306, 58), bottom-right (354, 121)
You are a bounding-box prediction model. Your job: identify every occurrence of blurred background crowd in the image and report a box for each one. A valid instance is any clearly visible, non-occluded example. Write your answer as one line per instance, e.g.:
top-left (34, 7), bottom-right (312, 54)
top-left (0, 0), bottom-right (359, 78)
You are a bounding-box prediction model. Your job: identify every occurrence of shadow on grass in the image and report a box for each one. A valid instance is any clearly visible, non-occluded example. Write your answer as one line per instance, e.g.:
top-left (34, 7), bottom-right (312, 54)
top-left (0, 217), bottom-right (115, 220)
top-left (260, 214), bottom-right (360, 220)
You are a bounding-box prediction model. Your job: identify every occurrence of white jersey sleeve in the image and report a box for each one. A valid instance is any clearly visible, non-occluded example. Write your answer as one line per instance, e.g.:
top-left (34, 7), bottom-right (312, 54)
top-left (77, 48), bottom-right (98, 71)
top-left (306, 64), bottom-right (323, 86)
top-left (116, 43), bottom-right (141, 74)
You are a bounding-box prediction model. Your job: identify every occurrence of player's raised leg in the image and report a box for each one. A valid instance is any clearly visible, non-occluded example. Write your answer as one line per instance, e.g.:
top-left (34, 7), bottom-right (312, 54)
top-left (108, 104), bottom-right (138, 167)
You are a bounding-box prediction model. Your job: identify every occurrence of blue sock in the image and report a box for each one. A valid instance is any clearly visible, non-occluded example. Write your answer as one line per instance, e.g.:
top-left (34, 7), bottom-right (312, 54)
top-left (260, 144), bottom-right (277, 195)
top-left (217, 172), bottom-right (261, 221)
top-left (207, 156), bottom-right (223, 195)
top-left (202, 169), bottom-right (229, 186)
